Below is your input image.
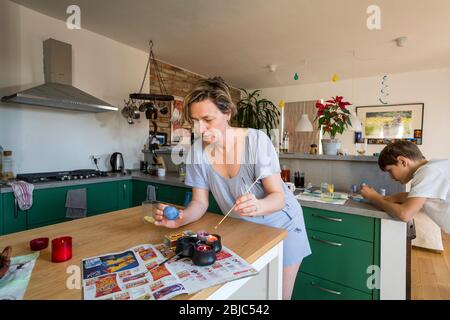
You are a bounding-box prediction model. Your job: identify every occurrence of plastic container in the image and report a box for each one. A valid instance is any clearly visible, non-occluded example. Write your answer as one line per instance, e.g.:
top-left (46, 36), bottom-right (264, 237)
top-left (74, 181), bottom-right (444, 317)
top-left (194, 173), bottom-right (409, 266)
top-left (2, 150), bottom-right (14, 180)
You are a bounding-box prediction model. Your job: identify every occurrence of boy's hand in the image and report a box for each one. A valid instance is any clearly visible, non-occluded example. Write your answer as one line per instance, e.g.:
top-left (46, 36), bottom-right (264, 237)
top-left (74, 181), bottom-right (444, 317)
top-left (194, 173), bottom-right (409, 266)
top-left (361, 185), bottom-right (383, 202)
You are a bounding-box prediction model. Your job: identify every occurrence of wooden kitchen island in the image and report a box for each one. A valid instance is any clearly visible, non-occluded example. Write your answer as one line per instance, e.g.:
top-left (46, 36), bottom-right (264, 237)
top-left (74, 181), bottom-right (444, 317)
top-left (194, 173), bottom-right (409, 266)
top-left (0, 206), bottom-right (287, 300)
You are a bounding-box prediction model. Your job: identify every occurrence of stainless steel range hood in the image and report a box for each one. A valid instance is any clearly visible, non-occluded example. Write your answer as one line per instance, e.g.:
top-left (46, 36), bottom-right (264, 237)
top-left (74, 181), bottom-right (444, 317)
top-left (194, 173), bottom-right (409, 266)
top-left (1, 39), bottom-right (118, 113)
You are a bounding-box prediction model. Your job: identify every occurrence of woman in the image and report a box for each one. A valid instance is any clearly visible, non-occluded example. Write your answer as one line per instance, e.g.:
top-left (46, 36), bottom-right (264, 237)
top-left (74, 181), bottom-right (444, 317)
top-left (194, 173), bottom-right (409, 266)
top-left (153, 77), bottom-right (311, 300)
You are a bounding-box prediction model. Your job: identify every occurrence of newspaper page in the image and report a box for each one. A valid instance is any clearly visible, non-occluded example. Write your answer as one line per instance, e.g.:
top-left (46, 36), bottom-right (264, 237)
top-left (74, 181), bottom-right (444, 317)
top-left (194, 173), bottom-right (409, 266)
top-left (0, 252), bottom-right (39, 300)
top-left (82, 243), bottom-right (258, 300)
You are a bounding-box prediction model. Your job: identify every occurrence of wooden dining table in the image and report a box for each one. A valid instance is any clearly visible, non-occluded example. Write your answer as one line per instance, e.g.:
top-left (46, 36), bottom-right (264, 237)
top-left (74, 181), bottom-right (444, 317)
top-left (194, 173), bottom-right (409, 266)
top-left (0, 205), bottom-right (287, 300)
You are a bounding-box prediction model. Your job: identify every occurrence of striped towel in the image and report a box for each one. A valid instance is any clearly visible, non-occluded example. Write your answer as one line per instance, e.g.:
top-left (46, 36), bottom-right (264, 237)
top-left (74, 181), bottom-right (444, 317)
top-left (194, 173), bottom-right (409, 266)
top-left (8, 181), bottom-right (34, 211)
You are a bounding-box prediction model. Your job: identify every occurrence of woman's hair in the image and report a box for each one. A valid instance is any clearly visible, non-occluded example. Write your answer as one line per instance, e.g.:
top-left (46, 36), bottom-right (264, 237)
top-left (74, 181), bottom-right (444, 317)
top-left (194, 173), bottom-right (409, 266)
top-left (183, 76), bottom-right (237, 124)
top-left (378, 140), bottom-right (425, 171)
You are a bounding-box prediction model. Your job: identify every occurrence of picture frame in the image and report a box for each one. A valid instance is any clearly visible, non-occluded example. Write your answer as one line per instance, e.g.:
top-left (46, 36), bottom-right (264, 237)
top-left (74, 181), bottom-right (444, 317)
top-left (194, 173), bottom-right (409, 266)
top-left (356, 103), bottom-right (424, 145)
top-left (170, 95), bottom-right (192, 144)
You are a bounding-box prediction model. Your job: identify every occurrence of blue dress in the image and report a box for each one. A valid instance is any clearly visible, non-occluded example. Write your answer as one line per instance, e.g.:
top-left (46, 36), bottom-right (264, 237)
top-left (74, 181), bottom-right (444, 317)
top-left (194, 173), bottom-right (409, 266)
top-left (185, 128), bottom-right (312, 266)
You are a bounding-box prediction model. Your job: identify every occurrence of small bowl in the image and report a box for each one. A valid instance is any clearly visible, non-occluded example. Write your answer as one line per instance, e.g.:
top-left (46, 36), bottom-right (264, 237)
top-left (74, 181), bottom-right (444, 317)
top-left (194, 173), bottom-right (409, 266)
top-left (192, 244), bottom-right (216, 266)
top-left (30, 237), bottom-right (49, 251)
top-left (206, 234), bottom-right (222, 253)
top-left (175, 236), bottom-right (197, 258)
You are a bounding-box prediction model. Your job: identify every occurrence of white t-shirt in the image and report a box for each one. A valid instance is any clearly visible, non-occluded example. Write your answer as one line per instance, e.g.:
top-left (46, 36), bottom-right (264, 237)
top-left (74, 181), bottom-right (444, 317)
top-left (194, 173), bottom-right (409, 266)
top-left (408, 159), bottom-right (450, 234)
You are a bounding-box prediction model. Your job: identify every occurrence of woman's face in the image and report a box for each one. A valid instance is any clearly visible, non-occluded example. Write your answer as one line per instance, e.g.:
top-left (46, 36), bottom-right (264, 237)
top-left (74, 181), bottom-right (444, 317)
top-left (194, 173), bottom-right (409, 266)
top-left (190, 99), bottom-right (231, 144)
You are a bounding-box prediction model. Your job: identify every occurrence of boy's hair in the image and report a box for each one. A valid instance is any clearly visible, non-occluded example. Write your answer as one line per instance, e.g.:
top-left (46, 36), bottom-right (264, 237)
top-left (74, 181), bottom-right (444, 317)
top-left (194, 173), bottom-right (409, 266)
top-left (183, 77), bottom-right (236, 124)
top-left (378, 140), bottom-right (425, 171)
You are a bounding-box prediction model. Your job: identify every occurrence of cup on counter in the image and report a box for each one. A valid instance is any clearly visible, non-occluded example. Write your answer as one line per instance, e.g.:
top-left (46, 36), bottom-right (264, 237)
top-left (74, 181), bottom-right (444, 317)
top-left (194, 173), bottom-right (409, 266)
top-left (157, 168), bottom-right (166, 177)
top-left (51, 236), bottom-right (72, 263)
top-left (142, 200), bottom-right (158, 223)
top-left (285, 182), bottom-right (296, 193)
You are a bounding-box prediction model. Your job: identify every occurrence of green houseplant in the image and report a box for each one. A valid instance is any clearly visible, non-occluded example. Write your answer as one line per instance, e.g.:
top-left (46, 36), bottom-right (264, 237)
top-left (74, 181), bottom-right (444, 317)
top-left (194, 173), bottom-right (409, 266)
top-left (235, 89), bottom-right (280, 138)
top-left (315, 96), bottom-right (352, 155)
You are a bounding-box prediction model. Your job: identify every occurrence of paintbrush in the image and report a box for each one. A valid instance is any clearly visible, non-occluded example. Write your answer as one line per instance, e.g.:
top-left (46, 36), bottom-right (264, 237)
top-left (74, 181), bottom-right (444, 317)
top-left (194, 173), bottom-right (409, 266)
top-left (214, 173), bottom-right (263, 230)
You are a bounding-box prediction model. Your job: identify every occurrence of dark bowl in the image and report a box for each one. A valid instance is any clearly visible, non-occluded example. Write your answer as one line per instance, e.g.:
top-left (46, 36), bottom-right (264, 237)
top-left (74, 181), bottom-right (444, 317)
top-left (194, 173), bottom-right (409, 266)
top-left (192, 244), bottom-right (216, 266)
top-left (206, 234), bottom-right (222, 253)
top-left (175, 236), bottom-right (197, 258)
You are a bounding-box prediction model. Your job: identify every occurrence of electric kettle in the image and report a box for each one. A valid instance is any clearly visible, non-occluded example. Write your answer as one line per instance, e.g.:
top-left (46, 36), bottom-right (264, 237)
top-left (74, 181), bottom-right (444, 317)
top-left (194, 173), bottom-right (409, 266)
top-left (110, 152), bottom-right (124, 172)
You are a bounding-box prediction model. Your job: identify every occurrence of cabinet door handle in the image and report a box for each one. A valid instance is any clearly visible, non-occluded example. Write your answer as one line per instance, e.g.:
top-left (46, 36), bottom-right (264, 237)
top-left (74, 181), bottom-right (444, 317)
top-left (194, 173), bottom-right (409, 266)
top-left (14, 198), bottom-right (19, 219)
top-left (312, 236), bottom-right (343, 247)
top-left (123, 184), bottom-right (127, 199)
top-left (310, 281), bottom-right (342, 295)
top-left (312, 213), bottom-right (342, 222)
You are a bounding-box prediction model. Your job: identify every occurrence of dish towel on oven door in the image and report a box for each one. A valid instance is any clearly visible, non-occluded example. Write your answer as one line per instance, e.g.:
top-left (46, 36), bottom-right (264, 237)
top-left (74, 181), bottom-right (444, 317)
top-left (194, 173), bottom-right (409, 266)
top-left (65, 188), bottom-right (87, 219)
top-left (8, 181), bottom-right (34, 211)
top-left (146, 185), bottom-right (157, 201)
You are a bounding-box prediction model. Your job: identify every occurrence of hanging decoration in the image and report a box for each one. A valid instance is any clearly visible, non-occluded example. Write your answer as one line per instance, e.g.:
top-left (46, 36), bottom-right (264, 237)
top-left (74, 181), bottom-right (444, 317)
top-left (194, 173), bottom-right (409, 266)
top-left (379, 75), bottom-right (389, 105)
top-left (123, 40), bottom-right (174, 127)
top-left (331, 74), bottom-right (340, 83)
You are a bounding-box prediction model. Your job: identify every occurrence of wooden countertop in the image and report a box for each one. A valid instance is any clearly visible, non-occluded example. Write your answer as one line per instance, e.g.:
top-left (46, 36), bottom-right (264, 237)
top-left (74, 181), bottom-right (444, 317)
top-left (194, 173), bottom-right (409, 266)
top-left (0, 206), bottom-right (287, 300)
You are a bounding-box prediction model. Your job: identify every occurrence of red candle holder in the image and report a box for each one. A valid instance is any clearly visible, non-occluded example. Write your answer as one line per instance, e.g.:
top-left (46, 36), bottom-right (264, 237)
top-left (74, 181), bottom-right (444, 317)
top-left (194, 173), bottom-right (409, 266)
top-left (51, 236), bottom-right (72, 263)
top-left (30, 237), bottom-right (49, 251)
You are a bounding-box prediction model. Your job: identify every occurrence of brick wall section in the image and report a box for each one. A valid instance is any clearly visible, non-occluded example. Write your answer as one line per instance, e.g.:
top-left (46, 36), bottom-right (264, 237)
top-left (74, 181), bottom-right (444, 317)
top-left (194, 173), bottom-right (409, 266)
top-left (148, 60), bottom-right (241, 141)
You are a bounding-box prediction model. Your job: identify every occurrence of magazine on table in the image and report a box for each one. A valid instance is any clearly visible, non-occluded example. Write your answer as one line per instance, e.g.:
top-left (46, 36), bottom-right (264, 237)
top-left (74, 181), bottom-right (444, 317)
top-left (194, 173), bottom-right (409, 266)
top-left (81, 241), bottom-right (258, 300)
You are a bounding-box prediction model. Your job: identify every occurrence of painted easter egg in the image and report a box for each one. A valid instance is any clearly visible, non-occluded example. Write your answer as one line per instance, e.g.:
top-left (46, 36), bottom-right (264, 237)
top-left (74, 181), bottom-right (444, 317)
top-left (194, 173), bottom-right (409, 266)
top-left (163, 206), bottom-right (179, 220)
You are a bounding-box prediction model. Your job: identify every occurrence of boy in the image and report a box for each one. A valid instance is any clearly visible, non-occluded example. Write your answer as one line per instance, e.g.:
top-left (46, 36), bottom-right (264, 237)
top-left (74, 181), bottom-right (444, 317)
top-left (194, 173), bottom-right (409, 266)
top-left (361, 140), bottom-right (450, 234)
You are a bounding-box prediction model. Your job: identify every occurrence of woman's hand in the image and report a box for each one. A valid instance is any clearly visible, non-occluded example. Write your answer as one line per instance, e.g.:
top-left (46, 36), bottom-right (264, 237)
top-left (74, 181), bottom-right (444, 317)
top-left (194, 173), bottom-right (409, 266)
top-left (235, 193), bottom-right (262, 217)
top-left (152, 203), bottom-right (184, 229)
top-left (361, 185), bottom-right (383, 202)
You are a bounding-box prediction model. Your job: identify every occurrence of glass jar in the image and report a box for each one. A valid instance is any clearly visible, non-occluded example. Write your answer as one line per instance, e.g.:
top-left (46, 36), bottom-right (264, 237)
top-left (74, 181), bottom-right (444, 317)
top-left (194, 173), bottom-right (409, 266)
top-left (2, 150), bottom-right (15, 180)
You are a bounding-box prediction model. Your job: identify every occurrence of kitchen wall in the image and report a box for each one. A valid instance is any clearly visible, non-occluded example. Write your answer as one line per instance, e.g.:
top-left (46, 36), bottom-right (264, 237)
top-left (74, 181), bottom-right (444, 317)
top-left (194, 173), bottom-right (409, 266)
top-left (257, 67), bottom-right (450, 159)
top-left (0, 0), bottom-right (198, 173)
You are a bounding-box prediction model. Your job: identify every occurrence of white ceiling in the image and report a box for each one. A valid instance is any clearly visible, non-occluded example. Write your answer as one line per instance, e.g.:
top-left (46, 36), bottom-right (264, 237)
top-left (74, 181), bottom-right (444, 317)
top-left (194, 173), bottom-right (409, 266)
top-left (11, 0), bottom-right (450, 89)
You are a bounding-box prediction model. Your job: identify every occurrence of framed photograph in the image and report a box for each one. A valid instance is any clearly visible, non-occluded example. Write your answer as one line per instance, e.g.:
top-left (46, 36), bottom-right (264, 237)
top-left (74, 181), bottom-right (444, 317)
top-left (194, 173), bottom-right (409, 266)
top-left (356, 103), bottom-right (424, 145)
top-left (170, 96), bottom-right (192, 144)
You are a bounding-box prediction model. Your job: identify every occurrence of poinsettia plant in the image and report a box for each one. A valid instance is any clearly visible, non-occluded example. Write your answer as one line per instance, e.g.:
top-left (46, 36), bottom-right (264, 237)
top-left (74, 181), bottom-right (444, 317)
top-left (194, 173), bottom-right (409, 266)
top-left (315, 96), bottom-right (352, 139)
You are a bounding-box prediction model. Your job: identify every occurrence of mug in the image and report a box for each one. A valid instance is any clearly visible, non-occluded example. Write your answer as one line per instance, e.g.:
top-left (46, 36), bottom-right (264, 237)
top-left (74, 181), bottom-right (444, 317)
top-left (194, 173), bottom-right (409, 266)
top-left (157, 168), bottom-right (166, 177)
top-left (285, 182), bottom-right (296, 193)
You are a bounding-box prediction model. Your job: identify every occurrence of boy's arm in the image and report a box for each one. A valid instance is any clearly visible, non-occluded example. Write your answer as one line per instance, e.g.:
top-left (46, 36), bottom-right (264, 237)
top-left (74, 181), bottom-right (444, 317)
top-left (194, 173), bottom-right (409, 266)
top-left (361, 186), bottom-right (426, 222)
top-left (384, 192), bottom-right (409, 204)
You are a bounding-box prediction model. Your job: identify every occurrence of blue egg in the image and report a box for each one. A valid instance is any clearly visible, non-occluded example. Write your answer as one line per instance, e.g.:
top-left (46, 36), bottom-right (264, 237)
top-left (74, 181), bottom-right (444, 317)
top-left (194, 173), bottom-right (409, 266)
top-left (163, 206), bottom-right (179, 220)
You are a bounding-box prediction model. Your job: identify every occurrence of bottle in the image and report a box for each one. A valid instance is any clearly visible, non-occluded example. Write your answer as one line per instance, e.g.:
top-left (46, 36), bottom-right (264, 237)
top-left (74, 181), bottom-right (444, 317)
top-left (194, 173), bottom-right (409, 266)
top-left (284, 131), bottom-right (290, 152)
top-left (2, 150), bottom-right (15, 180)
top-left (281, 165), bottom-right (290, 182)
top-left (299, 172), bottom-right (305, 188)
top-left (294, 172), bottom-right (300, 188)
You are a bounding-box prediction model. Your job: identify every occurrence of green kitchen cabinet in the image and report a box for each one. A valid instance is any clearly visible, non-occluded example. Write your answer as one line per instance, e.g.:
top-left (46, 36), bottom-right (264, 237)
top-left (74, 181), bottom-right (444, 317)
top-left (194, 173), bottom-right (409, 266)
top-left (86, 182), bottom-right (120, 216)
top-left (132, 180), bottom-right (189, 207)
top-left (292, 207), bottom-right (381, 300)
top-left (132, 180), bottom-right (222, 214)
top-left (27, 186), bottom-right (68, 229)
top-left (117, 180), bottom-right (132, 210)
top-left (2, 192), bottom-right (28, 235)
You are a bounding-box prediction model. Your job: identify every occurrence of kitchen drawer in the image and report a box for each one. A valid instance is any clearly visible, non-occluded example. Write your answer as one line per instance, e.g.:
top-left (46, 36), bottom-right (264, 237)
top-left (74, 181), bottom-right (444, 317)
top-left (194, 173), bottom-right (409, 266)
top-left (301, 229), bottom-right (375, 293)
top-left (292, 272), bottom-right (372, 300)
top-left (303, 207), bottom-right (375, 242)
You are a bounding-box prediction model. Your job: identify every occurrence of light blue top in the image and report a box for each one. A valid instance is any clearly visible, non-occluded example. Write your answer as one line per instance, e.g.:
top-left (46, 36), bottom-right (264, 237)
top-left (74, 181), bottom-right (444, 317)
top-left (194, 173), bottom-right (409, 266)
top-left (185, 128), bottom-right (311, 266)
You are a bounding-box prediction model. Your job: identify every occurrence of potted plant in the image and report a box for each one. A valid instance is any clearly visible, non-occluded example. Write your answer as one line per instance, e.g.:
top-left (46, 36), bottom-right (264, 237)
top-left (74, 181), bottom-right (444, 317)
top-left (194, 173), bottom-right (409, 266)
top-left (235, 89), bottom-right (280, 139)
top-left (315, 96), bottom-right (352, 155)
